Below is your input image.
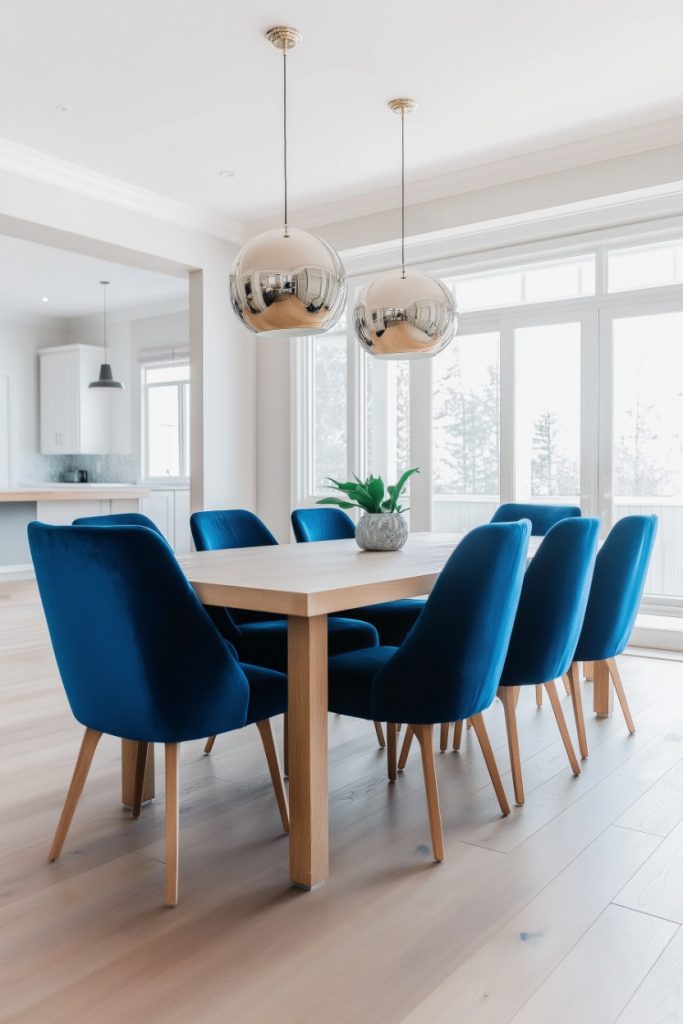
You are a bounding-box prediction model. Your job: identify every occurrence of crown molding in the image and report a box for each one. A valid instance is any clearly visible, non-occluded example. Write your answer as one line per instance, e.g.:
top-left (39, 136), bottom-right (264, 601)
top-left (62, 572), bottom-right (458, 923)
top-left (244, 114), bottom-right (683, 236)
top-left (0, 138), bottom-right (245, 242)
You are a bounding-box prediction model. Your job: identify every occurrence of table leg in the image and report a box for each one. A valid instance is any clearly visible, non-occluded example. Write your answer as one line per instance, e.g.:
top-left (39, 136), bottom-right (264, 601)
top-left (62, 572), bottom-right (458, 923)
top-left (288, 614), bottom-right (328, 889)
top-left (593, 660), bottom-right (613, 717)
top-left (121, 740), bottom-right (155, 808)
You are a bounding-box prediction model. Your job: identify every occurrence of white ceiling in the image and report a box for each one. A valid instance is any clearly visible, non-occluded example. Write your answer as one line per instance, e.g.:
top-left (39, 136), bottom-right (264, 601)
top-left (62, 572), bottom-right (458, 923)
top-left (0, 235), bottom-right (187, 320)
top-left (0, 0), bottom-right (682, 232)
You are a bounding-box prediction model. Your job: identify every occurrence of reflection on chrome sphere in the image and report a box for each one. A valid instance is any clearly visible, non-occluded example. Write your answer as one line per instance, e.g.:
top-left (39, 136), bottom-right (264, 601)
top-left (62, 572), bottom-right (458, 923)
top-left (353, 270), bottom-right (456, 358)
top-left (230, 227), bottom-right (347, 337)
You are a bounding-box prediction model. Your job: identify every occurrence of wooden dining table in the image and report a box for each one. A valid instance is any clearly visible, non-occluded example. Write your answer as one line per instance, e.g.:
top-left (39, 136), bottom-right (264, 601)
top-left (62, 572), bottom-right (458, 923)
top-left (121, 531), bottom-right (543, 890)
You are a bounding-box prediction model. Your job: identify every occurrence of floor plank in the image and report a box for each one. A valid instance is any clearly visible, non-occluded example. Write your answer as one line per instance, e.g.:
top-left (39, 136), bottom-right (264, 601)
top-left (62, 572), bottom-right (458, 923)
top-left (615, 818), bottom-right (683, 924)
top-left (617, 924), bottom-right (683, 1023)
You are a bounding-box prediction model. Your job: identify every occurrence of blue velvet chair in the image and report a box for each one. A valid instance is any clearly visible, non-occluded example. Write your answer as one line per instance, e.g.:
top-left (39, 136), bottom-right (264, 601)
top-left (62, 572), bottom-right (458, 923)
top-left (73, 511), bottom-right (165, 534)
top-left (495, 516), bottom-right (600, 805)
top-left (491, 502), bottom-right (582, 535)
top-left (28, 521), bottom-right (290, 907)
top-left (190, 509), bottom-right (380, 755)
top-left (565, 515), bottom-right (658, 757)
top-left (291, 507), bottom-right (426, 647)
top-left (326, 521), bottom-right (531, 861)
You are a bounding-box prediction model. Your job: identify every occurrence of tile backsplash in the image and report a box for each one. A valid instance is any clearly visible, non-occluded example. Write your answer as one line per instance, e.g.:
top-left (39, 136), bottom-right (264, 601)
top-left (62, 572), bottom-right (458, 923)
top-left (19, 453), bottom-right (140, 484)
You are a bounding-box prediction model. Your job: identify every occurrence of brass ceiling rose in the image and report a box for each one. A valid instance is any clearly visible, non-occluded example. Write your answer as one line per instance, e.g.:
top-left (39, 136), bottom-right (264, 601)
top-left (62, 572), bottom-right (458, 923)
top-left (265, 26), bottom-right (302, 50)
top-left (388, 98), bottom-right (417, 116)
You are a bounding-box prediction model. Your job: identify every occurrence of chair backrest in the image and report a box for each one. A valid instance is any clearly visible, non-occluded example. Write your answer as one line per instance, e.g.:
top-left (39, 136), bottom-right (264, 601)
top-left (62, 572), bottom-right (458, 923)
top-left (574, 515), bottom-right (658, 662)
top-left (28, 522), bottom-right (250, 743)
top-left (500, 516), bottom-right (600, 687)
top-left (291, 507), bottom-right (356, 543)
top-left (190, 509), bottom-right (277, 551)
top-left (189, 509), bottom-right (279, 627)
top-left (73, 511), bottom-right (165, 539)
top-left (491, 502), bottom-right (582, 536)
top-left (373, 521), bottom-right (531, 725)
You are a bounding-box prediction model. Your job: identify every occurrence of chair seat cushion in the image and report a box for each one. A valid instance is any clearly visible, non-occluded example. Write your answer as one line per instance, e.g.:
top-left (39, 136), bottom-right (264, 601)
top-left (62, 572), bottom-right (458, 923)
top-left (328, 646), bottom-right (399, 720)
top-left (236, 617), bottom-right (379, 672)
top-left (341, 599), bottom-right (425, 647)
top-left (242, 663), bottom-right (288, 724)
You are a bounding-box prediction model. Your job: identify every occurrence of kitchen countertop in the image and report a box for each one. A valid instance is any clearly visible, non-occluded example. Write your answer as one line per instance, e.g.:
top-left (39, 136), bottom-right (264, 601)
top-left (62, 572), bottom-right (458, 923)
top-left (0, 485), bottom-right (152, 502)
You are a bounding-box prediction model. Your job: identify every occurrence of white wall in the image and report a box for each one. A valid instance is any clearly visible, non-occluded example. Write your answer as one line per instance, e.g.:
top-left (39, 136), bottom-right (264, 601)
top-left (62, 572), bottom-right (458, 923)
top-left (0, 167), bottom-right (255, 513)
top-left (0, 319), bottom-right (68, 483)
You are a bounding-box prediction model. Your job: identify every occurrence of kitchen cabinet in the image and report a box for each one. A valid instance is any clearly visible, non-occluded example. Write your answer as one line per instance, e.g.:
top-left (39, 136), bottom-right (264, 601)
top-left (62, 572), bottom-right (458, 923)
top-left (140, 487), bottom-right (191, 552)
top-left (39, 345), bottom-right (128, 455)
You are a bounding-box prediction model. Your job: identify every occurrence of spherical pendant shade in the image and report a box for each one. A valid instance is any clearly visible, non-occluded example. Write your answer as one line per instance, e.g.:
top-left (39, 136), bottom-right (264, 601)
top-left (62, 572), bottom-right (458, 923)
top-left (353, 270), bottom-right (457, 358)
top-left (230, 227), bottom-right (347, 338)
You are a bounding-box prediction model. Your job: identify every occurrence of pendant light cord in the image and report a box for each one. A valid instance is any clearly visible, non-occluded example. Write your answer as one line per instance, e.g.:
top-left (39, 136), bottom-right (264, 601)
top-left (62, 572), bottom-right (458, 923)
top-left (283, 45), bottom-right (289, 238)
top-left (401, 110), bottom-right (406, 279)
top-left (102, 282), bottom-right (108, 360)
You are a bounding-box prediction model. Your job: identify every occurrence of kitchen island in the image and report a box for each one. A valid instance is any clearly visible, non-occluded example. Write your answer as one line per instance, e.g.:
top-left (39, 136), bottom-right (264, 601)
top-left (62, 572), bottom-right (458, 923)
top-left (0, 485), bottom-right (151, 573)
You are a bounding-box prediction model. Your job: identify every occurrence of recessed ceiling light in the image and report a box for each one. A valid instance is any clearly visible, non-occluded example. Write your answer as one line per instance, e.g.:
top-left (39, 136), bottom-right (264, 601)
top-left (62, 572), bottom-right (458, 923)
top-left (55, 104), bottom-right (70, 113)
top-left (41, 296), bottom-right (49, 303)
top-left (219, 169), bottom-right (236, 178)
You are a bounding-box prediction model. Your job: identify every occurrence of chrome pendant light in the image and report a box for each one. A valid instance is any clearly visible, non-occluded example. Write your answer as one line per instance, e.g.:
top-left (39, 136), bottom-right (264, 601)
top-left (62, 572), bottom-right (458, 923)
top-left (354, 99), bottom-right (457, 359)
top-left (229, 27), bottom-right (347, 338)
top-left (89, 280), bottom-right (124, 389)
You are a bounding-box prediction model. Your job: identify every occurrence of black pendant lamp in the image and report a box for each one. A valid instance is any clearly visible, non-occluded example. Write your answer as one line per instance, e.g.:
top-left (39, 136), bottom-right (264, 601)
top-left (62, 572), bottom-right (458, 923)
top-left (89, 280), bottom-right (124, 389)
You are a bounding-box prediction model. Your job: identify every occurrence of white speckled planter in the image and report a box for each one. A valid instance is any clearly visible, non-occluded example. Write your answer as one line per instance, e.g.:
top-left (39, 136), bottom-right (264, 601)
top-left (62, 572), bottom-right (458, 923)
top-left (356, 513), bottom-right (408, 551)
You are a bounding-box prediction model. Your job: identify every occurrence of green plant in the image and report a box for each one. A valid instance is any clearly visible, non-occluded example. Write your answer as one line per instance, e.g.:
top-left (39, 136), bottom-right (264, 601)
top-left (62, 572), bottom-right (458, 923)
top-left (317, 468), bottom-right (419, 515)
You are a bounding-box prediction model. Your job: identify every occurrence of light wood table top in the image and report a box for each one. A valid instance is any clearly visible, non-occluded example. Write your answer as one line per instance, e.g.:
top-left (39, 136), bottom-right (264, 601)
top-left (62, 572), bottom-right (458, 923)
top-left (178, 531), bottom-right (543, 618)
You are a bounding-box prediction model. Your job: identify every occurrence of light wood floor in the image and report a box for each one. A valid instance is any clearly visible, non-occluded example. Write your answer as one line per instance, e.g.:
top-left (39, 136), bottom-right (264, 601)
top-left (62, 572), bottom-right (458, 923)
top-left (2, 582), bottom-right (683, 1024)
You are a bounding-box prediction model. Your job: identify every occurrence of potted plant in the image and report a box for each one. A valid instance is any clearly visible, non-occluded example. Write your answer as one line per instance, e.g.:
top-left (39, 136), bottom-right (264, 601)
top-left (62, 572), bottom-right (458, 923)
top-left (318, 468), bottom-right (419, 551)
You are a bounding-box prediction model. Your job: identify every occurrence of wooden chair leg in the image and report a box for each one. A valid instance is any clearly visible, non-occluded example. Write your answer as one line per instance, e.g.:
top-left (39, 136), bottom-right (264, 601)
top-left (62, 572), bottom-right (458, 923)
top-left (49, 727), bottom-right (102, 861)
top-left (387, 723), bottom-right (397, 781)
top-left (567, 662), bottom-right (588, 759)
top-left (498, 687), bottom-right (525, 806)
top-left (452, 720), bottom-right (464, 751)
top-left (398, 726), bottom-right (414, 770)
top-left (132, 741), bottom-right (149, 819)
top-left (535, 684), bottom-right (543, 708)
top-left (283, 713), bottom-right (289, 777)
top-left (165, 743), bottom-right (179, 908)
top-left (439, 722), bottom-right (450, 751)
top-left (584, 660), bottom-right (594, 681)
top-left (204, 735), bottom-right (216, 754)
top-left (469, 714), bottom-right (510, 817)
top-left (544, 680), bottom-right (581, 777)
top-left (607, 657), bottom-right (636, 734)
top-left (412, 724), bottom-right (444, 862)
top-left (562, 674), bottom-right (571, 696)
top-left (593, 659), bottom-right (613, 717)
top-left (374, 721), bottom-right (386, 748)
top-left (256, 719), bottom-right (290, 833)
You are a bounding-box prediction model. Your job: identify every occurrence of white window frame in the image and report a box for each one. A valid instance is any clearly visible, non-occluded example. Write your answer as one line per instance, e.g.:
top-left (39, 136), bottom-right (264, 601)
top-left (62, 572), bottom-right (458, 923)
top-left (142, 359), bottom-right (190, 485)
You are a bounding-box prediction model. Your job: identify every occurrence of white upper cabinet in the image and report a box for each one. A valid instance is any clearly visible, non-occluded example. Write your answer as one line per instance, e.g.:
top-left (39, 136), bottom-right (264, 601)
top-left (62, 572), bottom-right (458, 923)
top-left (39, 345), bottom-right (128, 455)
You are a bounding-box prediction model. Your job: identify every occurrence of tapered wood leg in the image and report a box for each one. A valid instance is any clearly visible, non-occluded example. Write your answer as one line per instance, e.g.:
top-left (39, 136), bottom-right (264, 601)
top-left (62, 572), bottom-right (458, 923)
top-left (593, 659), bottom-right (613, 717)
top-left (49, 728), bottom-right (102, 861)
top-left (398, 726), bottom-right (414, 770)
top-left (387, 723), bottom-right (398, 781)
top-left (584, 660), bottom-right (595, 681)
top-left (562, 674), bottom-right (571, 696)
top-left (544, 680), bottom-right (581, 776)
top-left (165, 743), bottom-right (179, 908)
top-left (513, 686), bottom-right (521, 708)
top-left (288, 614), bottom-right (328, 889)
top-left (256, 719), bottom-right (290, 832)
top-left (607, 658), bottom-right (636, 734)
top-left (132, 742), bottom-right (149, 819)
top-left (412, 725), bottom-right (444, 862)
top-left (535, 684), bottom-right (543, 708)
top-left (567, 662), bottom-right (588, 759)
top-left (452, 720), bottom-right (463, 751)
top-left (122, 739), bottom-right (154, 807)
top-left (374, 721), bottom-right (385, 748)
top-left (499, 687), bottom-right (525, 806)
top-left (283, 713), bottom-right (289, 777)
top-left (204, 735), bottom-right (216, 754)
top-left (439, 722), bottom-right (450, 751)
top-left (469, 714), bottom-right (510, 816)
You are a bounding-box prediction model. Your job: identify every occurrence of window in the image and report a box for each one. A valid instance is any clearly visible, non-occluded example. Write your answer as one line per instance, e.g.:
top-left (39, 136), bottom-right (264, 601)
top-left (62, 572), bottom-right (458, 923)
top-left (432, 332), bottom-right (500, 531)
top-left (311, 330), bottom-right (347, 492)
top-left (143, 361), bottom-right (190, 481)
top-left (514, 323), bottom-right (581, 503)
top-left (608, 239), bottom-right (683, 293)
top-left (365, 356), bottom-right (410, 483)
top-left (448, 254), bottom-right (595, 313)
